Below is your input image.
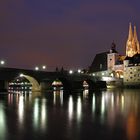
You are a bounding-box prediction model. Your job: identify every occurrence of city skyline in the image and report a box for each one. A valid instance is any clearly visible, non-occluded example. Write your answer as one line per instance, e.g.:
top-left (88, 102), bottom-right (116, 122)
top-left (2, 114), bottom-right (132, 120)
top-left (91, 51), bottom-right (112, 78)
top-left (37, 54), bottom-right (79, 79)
top-left (0, 0), bottom-right (140, 70)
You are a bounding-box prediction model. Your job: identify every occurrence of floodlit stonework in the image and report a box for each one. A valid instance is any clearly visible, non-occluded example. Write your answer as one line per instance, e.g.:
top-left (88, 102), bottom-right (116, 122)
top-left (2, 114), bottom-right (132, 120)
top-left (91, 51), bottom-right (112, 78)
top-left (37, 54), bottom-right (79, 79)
top-left (126, 23), bottom-right (140, 57)
top-left (123, 66), bottom-right (140, 86)
top-left (89, 23), bottom-right (140, 87)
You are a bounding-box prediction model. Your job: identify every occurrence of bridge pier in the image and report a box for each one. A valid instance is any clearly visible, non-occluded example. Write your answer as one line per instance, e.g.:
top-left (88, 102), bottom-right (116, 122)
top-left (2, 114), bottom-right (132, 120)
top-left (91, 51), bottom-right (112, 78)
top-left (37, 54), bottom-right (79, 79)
top-left (40, 81), bottom-right (53, 91)
top-left (69, 81), bottom-right (83, 91)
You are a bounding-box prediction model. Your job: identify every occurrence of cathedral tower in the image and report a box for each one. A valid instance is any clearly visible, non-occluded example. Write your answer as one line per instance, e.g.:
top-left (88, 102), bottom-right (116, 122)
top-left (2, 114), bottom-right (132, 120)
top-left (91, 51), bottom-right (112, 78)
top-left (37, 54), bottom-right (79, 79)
top-left (126, 23), bottom-right (140, 57)
top-left (133, 26), bottom-right (140, 54)
top-left (126, 23), bottom-right (134, 57)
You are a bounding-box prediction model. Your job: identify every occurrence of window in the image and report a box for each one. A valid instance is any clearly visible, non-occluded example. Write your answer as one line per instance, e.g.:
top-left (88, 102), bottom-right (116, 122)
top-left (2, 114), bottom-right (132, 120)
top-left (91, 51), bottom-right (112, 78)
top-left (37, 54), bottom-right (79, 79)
top-left (100, 64), bottom-right (102, 69)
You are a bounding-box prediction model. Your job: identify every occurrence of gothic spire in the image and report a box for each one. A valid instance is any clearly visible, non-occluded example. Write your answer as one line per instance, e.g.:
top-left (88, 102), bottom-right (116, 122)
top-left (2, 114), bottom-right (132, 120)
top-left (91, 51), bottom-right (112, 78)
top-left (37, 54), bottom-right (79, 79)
top-left (134, 26), bottom-right (138, 41)
top-left (128, 22), bottom-right (133, 41)
top-left (126, 23), bottom-right (134, 57)
top-left (134, 25), bottom-right (140, 53)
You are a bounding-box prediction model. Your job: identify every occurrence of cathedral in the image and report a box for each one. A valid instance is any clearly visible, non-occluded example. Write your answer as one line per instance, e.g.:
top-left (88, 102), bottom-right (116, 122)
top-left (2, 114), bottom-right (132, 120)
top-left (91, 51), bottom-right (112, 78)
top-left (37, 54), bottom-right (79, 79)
top-left (126, 23), bottom-right (140, 57)
top-left (89, 23), bottom-right (140, 87)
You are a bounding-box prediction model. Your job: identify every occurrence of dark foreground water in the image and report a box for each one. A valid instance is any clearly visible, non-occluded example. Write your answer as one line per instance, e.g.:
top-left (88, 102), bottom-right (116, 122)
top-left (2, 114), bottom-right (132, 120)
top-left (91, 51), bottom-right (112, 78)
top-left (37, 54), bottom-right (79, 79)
top-left (0, 89), bottom-right (140, 140)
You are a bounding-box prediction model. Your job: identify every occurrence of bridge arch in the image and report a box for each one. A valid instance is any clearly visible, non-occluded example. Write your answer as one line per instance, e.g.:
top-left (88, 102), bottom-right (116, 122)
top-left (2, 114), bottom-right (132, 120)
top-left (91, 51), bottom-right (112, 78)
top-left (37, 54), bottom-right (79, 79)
top-left (19, 74), bottom-right (41, 91)
top-left (51, 77), bottom-right (71, 91)
top-left (83, 79), bottom-right (95, 90)
top-left (83, 80), bottom-right (89, 89)
top-left (115, 70), bottom-right (123, 78)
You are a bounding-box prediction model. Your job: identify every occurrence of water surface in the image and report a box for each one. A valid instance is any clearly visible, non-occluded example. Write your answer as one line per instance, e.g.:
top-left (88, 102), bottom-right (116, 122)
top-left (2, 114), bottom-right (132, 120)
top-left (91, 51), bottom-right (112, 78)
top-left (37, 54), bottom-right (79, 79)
top-left (0, 89), bottom-right (140, 140)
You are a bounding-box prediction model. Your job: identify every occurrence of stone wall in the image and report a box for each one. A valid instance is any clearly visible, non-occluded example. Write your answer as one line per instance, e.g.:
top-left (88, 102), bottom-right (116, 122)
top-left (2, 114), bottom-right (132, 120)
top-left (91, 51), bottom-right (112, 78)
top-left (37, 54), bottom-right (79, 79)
top-left (123, 65), bottom-right (140, 86)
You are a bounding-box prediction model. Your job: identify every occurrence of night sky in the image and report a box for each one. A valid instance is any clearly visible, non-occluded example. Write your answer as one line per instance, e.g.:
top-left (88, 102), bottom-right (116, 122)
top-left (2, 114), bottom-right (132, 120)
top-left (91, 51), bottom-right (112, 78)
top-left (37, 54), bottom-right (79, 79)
top-left (0, 0), bottom-right (140, 71)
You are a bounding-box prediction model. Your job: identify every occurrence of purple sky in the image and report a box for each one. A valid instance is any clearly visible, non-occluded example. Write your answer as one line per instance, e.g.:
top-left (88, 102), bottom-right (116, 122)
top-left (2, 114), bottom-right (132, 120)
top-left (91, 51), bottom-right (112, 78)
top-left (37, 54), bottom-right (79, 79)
top-left (0, 0), bottom-right (140, 71)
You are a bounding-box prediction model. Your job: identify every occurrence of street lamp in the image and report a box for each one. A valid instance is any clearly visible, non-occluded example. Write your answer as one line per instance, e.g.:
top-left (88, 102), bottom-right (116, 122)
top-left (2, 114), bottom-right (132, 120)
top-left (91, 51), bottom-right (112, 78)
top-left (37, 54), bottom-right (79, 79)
top-left (69, 70), bottom-right (73, 74)
top-left (0, 60), bottom-right (5, 66)
top-left (20, 73), bottom-right (24, 77)
top-left (78, 69), bottom-right (81, 73)
top-left (42, 65), bottom-right (46, 70)
top-left (35, 66), bottom-right (39, 71)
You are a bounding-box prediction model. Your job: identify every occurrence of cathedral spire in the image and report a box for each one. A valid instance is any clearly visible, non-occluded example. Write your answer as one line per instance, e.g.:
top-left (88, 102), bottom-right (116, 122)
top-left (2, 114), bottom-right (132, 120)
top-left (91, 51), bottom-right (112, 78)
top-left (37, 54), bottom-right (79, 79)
top-left (134, 26), bottom-right (138, 41)
top-left (126, 23), bottom-right (140, 57)
top-left (126, 23), bottom-right (134, 57)
top-left (134, 25), bottom-right (140, 53)
top-left (128, 22), bottom-right (133, 41)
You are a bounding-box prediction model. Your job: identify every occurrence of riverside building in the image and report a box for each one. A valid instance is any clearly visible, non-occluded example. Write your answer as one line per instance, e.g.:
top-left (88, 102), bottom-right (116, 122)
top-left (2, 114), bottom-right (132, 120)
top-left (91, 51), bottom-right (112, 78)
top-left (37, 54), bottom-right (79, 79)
top-left (89, 23), bottom-right (140, 87)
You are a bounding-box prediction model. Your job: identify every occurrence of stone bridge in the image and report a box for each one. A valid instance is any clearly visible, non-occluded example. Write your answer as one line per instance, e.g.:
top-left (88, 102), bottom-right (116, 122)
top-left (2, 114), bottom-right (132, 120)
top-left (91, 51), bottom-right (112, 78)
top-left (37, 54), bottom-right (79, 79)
top-left (0, 67), bottom-right (106, 92)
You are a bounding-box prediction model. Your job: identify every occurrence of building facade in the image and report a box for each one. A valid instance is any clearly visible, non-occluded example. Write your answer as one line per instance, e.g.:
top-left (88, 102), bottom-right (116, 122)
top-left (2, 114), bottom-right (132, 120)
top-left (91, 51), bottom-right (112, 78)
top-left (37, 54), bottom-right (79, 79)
top-left (89, 23), bottom-right (140, 87)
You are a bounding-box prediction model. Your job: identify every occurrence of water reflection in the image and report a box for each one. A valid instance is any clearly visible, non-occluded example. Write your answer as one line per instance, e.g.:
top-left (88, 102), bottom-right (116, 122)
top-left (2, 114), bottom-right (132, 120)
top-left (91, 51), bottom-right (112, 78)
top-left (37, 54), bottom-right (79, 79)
top-left (101, 93), bottom-right (105, 116)
top-left (77, 97), bottom-right (82, 121)
top-left (53, 90), bottom-right (63, 105)
top-left (121, 95), bottom-right (125, 111)
top-left (33, 97), bottom-right (48, 131)
top-left (92, 94), bottom-right (96, 114)
top-left (33, 98), bottom-right (39, 129)
top-left (1, 89), bottom-right (140, 139)
top-left (0, 103), bottom-right (6, 140)
top-left (83, 89), bottom-right (89, 99)
top-left (68, 96), bottom-right (73, 121)
top-left (126, 113), bottom-right (138, 140)
top-left (8, 93), bottom-right (13, 105)
top-left (18, 94), bottom-right (24, 126)
top-left (40, 98), bottom-right (47, 131)
top-left (111, 94), bottom-right (114, 108)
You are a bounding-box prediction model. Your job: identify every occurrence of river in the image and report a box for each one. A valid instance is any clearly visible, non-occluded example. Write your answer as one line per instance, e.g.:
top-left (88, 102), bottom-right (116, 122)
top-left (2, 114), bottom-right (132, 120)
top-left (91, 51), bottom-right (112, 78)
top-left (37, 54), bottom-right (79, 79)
top-left (0, 88), bottom-right (140, 140)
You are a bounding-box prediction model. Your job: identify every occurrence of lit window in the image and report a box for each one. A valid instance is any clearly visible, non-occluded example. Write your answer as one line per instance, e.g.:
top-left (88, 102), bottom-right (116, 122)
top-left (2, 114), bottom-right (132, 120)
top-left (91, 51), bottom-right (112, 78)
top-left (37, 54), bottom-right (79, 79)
top-left (92, 73), bottom-right (95, 76)
top-left (110, 73), bottom-right (114, 77)
top-left (100, 64), bottom-right (102, 69)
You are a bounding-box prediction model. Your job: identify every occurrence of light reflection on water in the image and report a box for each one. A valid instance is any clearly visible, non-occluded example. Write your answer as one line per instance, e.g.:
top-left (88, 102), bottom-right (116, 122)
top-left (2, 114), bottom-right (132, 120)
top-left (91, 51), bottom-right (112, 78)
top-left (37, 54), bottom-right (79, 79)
top-left (53, 90), bottom-right (63, 105)
top-left (92, 94), bottom-right (96, 114)
top-left (1, 89), bottom-right (140, 139)
top-left (68, 95), bottom-right (73, 121)
top-left (77, 97), bottom-right (82, 121)
top-left (40, 98), bottom-right (47, 131)
top-left (18, 94), bottom-right (24, 126)
top-left (33, 98), bottom-right (39, 129)
top-left (0, 103), bottom-right (6, 140)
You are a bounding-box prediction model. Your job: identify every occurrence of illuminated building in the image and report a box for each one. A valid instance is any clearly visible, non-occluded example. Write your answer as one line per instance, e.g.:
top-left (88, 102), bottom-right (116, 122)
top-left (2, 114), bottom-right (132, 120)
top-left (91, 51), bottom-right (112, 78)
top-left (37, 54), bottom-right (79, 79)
top-left (123, 23), bottom-right (140, 87)
top-left (126, 23), bottom-right (140, 57)
top-left (89, 23), bottom-right (140, 87)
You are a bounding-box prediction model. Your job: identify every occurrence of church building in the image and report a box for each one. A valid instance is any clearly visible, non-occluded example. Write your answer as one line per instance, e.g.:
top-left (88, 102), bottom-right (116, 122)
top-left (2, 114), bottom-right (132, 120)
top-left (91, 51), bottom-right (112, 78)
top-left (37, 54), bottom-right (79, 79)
top-left (89, 23), bottom-right (140, 87)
